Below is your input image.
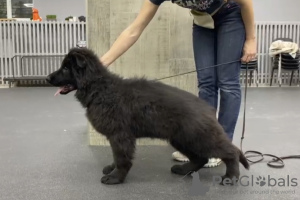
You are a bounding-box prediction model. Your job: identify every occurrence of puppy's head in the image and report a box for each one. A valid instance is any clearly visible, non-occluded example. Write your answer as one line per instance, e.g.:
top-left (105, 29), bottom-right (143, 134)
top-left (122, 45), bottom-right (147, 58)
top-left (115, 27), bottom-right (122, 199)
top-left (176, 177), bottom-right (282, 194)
top-left (47, 48), bottom-right (90, 95)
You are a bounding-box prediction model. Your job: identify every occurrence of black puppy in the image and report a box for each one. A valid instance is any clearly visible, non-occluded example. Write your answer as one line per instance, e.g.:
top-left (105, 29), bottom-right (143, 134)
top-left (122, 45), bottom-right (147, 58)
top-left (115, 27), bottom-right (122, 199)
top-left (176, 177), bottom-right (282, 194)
top-left (47, 48), bottom-right (249, 185)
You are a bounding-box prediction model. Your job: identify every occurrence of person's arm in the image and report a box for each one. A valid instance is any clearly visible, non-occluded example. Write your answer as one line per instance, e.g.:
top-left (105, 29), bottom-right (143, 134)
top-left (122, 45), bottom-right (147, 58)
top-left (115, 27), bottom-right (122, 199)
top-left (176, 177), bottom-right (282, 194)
top-left (234, 0), bottom-right (257, 62)
top-left (100, 0), bottom-right (159, 67)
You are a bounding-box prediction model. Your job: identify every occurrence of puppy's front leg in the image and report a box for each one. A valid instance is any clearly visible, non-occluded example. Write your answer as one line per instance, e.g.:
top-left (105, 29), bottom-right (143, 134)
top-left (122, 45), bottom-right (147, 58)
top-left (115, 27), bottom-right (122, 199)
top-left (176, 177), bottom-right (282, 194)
top-left (103, 163), bottom-right (115, 175)
top-left (101, 135), bottom-right (136, 185)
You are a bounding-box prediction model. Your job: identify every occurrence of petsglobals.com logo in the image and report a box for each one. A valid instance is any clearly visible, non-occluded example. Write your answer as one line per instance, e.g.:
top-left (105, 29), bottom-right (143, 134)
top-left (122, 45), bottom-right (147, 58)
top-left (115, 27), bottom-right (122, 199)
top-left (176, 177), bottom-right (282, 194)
top-left (213, 175), bottom-right (298, 187)
top-left (188, 172), bottom-right (299, 197)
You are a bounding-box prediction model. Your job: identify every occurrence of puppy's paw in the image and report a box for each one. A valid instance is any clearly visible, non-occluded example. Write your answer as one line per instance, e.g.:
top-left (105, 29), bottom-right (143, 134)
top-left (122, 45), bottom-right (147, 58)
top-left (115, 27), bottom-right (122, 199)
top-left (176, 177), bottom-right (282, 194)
top-left (171, 164), bottom-right (192, 176)
top-left (103, 165), bottom-right (115, 175)
top-left (101, 174), bottom-right (123, 185)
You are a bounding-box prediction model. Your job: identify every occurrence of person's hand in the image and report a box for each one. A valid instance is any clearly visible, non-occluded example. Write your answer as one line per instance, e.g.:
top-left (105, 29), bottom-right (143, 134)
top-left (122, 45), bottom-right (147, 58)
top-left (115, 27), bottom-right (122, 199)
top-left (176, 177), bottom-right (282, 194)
top-left (241, 38), bottom-right (257, 63)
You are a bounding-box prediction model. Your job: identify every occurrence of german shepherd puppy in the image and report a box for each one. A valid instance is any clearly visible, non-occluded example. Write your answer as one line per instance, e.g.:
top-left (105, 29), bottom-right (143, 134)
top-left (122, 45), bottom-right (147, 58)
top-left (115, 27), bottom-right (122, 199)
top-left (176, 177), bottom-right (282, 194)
top-left (46, 48), bottom-right (249, 185)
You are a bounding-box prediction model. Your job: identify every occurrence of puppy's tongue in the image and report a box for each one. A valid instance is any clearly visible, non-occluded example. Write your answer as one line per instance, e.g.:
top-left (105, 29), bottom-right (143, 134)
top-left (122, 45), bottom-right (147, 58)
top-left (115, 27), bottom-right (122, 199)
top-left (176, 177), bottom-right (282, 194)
top-left (54, 87), bottom-right (64, 96)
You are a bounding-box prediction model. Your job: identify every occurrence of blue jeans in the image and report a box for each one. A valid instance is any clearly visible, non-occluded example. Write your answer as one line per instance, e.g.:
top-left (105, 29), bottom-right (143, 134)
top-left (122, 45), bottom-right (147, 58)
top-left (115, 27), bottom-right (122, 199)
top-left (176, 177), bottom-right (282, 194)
top-left (192, 5), bottom-right (245, 141)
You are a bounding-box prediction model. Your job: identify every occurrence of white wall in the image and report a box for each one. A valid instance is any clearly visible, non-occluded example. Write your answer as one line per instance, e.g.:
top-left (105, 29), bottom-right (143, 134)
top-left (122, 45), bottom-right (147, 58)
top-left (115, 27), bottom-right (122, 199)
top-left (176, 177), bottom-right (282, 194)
top-left (253, 0), bottom-right (300, 22)
top-left (34, 0), bottom-right (86, 21)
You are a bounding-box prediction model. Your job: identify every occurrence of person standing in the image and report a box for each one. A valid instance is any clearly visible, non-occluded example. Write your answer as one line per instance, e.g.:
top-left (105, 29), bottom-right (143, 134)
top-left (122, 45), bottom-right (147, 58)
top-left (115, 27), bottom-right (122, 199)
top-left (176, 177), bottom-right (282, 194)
top-left (100, 0), bottom-right (256, 168)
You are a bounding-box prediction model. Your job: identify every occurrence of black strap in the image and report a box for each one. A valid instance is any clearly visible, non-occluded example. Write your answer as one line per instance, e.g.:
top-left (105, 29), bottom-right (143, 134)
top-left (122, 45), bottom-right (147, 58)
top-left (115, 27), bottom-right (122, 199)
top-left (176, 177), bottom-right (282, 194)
top-left (155, 60), bottom-right (240, 81)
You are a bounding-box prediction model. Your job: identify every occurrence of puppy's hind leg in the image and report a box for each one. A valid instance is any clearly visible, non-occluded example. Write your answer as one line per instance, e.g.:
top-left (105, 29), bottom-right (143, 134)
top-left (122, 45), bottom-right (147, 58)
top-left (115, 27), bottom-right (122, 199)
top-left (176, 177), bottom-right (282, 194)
top-left (171, 157), bottom-right (208, 175)
top-left (221, 158), bottom-right (240, 185)
top-left (220, 149), bottom-right (240, 185)
top-left (101, 134), bottom-right (136, 185)
top-left (170, 139), bottom-right (208, 175)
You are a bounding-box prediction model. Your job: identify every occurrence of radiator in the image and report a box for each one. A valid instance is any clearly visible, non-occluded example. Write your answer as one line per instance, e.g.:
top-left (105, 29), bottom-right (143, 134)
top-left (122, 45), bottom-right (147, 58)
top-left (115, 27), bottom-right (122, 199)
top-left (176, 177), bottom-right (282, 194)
top-left (0, 21), bottom-right (86, 86)
top-left (246, 22), bottom-right (300, 86)
top-left (1, 21), bottom-right (300, 87)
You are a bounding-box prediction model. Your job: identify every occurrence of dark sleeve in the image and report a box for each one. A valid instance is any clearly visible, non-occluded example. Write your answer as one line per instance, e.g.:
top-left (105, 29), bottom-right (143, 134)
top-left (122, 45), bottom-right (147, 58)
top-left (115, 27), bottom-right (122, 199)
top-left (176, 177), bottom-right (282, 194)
top-left (149, 0), bottom-right (165, 6)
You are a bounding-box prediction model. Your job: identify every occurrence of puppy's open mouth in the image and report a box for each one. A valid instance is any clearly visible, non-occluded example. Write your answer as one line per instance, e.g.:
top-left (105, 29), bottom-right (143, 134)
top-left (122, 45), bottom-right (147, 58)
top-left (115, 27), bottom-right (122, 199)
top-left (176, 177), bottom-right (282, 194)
top-left (54, 84), bottom-right (76, 96)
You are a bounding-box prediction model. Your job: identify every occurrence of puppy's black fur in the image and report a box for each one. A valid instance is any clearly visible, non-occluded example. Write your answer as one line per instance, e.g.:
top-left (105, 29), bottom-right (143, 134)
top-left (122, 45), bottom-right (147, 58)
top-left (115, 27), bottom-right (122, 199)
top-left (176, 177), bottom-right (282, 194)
top-left (47, 48), bottom-right (249, 185)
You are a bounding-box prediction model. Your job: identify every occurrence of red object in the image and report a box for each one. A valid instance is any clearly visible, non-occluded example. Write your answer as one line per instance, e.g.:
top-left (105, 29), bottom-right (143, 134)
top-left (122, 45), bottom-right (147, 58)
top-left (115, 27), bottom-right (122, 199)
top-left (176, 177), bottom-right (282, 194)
top-left (32, 8), bottom-right (42, 21)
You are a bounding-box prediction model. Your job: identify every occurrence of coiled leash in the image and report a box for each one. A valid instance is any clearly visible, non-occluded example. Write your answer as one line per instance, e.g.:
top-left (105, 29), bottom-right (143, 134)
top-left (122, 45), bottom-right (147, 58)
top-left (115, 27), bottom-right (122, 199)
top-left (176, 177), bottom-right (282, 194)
top-left (240, 63), bottom-right (300, 168)
top-left (155, 60), bottom-right (300, 168)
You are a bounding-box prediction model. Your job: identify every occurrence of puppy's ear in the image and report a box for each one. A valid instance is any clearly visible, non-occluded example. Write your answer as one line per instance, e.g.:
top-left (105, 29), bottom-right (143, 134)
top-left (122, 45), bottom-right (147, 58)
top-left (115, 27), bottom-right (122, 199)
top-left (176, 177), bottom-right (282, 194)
top-left (72, 52), bottom-right (87, 68)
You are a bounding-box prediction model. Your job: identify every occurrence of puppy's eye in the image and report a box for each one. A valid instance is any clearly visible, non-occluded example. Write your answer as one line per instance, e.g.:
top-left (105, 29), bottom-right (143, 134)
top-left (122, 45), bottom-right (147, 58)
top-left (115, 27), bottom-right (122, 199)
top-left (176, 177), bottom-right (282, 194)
top-left (63, 66), bottom-right (69, 70)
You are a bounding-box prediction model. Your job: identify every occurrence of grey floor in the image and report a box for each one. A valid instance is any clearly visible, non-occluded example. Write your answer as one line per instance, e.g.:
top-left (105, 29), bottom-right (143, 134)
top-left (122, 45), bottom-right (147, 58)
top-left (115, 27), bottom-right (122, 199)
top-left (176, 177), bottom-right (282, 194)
top-left (0, 87), bottom-right (299, 200)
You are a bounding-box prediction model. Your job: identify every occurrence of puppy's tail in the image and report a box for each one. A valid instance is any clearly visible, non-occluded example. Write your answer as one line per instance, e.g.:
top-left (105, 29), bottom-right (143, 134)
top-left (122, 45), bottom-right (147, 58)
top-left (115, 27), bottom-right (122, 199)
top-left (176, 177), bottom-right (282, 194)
top-left (239, 150), bottom-right (250, 170)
